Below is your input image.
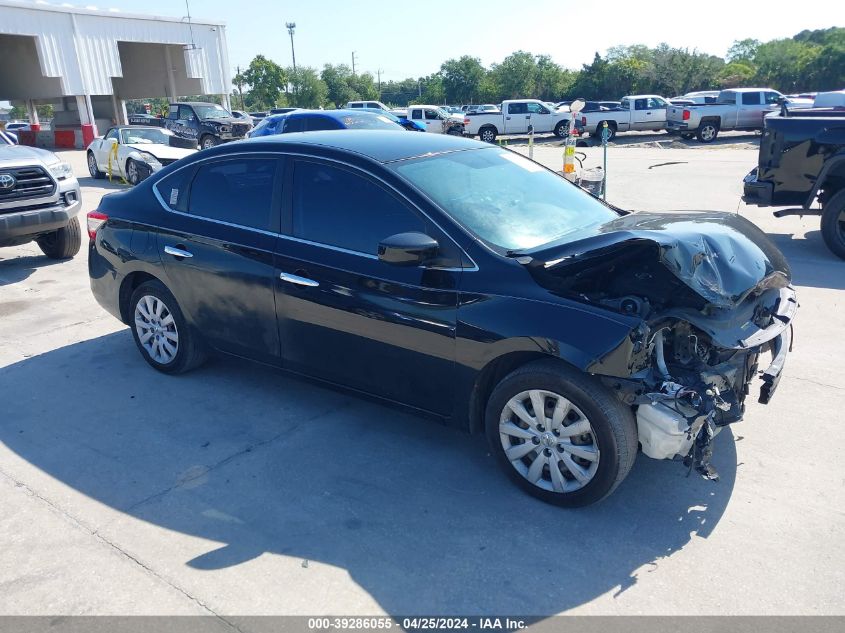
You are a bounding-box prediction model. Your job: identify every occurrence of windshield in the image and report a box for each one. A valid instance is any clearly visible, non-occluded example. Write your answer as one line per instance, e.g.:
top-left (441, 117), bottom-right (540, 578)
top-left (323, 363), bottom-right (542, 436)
top-left (394, 148), bottom-right (618, 252)
top-left (120, 128), bottom-right (170, 144)
top-left (337, 113), bottom-right (403, 130)
top-left (194, 104), bottom-right (231, 119)
top-left (435, 108), bottom-right (449, 118)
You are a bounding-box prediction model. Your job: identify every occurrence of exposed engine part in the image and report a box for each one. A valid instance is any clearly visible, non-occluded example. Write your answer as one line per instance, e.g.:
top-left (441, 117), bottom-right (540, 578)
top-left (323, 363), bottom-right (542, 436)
top-left (652, 329), bottom-right (671, 379)
top-left (636, 402), bottom-right (696, 460)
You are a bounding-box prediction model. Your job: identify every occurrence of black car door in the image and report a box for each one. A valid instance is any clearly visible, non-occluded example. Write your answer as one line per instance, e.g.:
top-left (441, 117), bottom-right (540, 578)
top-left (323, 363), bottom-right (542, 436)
top-left (274, 158), bottom-right (461, 415)
top-left (156, 156), bottom-right (284, 363)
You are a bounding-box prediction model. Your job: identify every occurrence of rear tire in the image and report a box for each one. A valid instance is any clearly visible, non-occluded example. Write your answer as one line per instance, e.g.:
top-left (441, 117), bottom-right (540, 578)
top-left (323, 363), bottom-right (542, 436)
top-left (129, 280), bottom-right (206, 374)
top-left (37, 217), bottom-right (82, 260)
top-left (479, 126), bottom-right (497, 143)
top-left (595, 121), bottom-right (617, 141)
top-left (696, 121), bottom-right (719, 143)
top-left (820, 190), bottom-right (845, 260)
top-left (485, 359), bottom-right (638, 507)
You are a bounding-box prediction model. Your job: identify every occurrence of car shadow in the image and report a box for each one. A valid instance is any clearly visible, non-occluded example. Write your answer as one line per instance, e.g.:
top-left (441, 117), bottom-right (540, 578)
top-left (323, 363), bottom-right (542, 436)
top-left (0, 331), bottom-right (738, 615)
top-left (77, 176), bottom-right (129, 190)
top-left (0, 252), bottom-right (67, 287)
top-left (761, 229), bottom-right (845, 291)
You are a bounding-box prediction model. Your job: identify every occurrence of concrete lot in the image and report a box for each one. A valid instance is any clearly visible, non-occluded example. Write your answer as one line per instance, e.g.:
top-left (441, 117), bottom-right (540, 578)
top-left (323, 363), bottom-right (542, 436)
top-left (1, 144), bottom-right (843, 618)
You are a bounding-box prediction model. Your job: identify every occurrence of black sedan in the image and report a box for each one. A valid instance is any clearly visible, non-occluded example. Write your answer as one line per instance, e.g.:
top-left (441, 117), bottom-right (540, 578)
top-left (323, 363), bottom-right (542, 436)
top-left (87, 131), bottom-right (796, 506)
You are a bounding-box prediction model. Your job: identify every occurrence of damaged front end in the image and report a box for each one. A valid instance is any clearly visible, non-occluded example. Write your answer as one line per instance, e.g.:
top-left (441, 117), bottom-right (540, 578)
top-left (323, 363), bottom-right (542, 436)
top-left (523, 212), bottom-right (798, 479)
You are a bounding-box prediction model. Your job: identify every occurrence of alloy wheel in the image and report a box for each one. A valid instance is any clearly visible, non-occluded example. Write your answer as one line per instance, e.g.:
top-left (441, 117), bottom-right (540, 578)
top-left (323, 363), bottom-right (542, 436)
top-left (701, 125), bottom-right (716, 141)
top-left (134, 295), bottom-right (179, 365)
top-left (499, 389), bottom-right (600, 493)
top-left (88, 153), bottom-right (98, 177)
top-left (127, 160), bottom-right (138, 185)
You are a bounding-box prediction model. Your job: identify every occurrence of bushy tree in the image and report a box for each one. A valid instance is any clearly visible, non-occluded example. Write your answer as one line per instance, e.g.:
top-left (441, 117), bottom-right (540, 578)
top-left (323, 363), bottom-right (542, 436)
top-left (235, 55), bottom-right (287, 110)
top-left (321, 64), bottom-right (358, 108)
top-left (288, 67), bottom-right (328, 108)
top-left (441, 56), bottom-right (485, 104)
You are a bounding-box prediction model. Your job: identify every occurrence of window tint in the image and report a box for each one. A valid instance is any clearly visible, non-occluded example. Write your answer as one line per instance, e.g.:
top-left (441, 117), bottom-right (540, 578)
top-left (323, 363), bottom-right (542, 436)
top-left (349, 103), bottom-right (362, 108)
top-left (283, 116), bottom-right (306, 133)
top-left (424, 109), bottom-right (440, 120)
top-left (306, 116), bottom-right (342, 131)
top-left (292, 161), bottom-right (424, 255)
top-left (527, 102), bottom-right (548, 114)
top-left (508, 103), bottom-right (527, 114)
top-left (367, 103), bottom-right (379, 108)
top-left (179, 105), bottom-right (196, 120)
top-left (411, 109), bottom-right (423, 119)
top-left (764, 92), bottom-right (781, 104)
top-left (742, 92), bottom-right (761, 105)
top-left (188, 159), bottom-right (276, 231)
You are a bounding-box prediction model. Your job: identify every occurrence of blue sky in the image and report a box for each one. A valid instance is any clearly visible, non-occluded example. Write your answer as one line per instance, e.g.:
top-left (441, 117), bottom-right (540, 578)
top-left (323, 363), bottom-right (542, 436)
top-left (100, 0), bottom-right (836, 81)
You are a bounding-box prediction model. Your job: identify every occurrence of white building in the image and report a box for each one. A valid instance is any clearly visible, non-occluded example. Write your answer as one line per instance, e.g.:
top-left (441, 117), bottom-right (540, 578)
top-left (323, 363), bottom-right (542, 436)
top-left (0, 0), bottom-right (232, 147)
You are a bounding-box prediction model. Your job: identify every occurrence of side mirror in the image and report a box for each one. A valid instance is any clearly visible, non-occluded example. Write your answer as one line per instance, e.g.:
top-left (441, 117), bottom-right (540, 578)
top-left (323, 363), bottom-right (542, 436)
top-left (378, 232), bottom-right (438, 266)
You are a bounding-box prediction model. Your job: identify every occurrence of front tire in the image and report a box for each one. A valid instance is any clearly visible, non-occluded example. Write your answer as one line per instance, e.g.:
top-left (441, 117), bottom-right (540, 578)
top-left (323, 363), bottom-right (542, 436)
top-left (594, 121), bottom-right (617, 141)
top-left (37, 217), bottom-right (82, 260)
top-left (87, 151), bottom-right (104, 179)
top-left (553, 121), bottom-right (569, 139)
top-left (126, 158), bottom-right (140, 186)
top-left (696, 121), bottom-right (719, 143)
top-left (820, 190), bottom-right (845, 260)
top-left (129, 280), bottom-right (206, 374)
top-left (485, 360), bottom-right (637, 507)
top-left (200, 134), bottom-right (218, 150)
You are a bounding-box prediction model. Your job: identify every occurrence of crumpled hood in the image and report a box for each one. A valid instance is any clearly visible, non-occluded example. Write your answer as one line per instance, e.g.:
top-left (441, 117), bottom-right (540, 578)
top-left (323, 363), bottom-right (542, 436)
top-left (125, 143), bottom-right (195, 161)
top-left (528, 211), bottom-right (791, 309)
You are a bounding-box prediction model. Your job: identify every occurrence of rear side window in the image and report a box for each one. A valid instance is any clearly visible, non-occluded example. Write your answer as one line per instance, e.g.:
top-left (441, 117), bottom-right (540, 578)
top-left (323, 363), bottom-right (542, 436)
top-left (742, 92), bottom-right (761, 105)
top-left (292, 161), bottom-right (424, 255)
top-left (508, 103), bottom-right (527, 114)
top-left (367, 102), bottom-right (379, 109)
top-left (155, 167), bottom-right (194, 213)
top-left (187, 159), bottom-right (277, 231)
top-left (349, 103), bottom-right (362, 108)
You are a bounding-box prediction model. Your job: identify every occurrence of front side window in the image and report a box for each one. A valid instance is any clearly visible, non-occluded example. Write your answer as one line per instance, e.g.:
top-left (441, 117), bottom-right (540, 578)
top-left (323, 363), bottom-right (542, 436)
top-left (424, 109), bottom-right (440, 120)
top-left (307, 116), bottom-right (342, 131)
top-left (764, 91), bottom-right (781, 104)
top-left (527, 103), bottom-right (549, 114)
top-left (178, 105), bottom-right (196, 121)
top-left (292, 161), bottom-right (425, 255)
top-left (104, 128), bottom-right (119, 141)
top-left (648, 98), bottom-right (666, 109)
top-left (393, 148), bottom-right (618, 252)
top-left (187, 159), bottom-right (276, 231)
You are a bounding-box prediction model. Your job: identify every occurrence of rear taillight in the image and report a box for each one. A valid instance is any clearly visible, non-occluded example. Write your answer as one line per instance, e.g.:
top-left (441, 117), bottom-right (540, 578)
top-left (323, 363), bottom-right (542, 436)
top-left (87, 211), bottom-right (108, 240)
top-left (463, 117), bottom-right (470, 126)
top-left (682, 109), bottom-right (691, 121)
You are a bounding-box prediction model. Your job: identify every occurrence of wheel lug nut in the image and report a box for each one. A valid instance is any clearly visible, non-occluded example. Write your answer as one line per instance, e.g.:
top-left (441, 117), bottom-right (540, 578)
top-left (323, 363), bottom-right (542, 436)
top-left (544, 448), bottom-right (552, 457)
top-left (537, 425), bottom-right (544, 432)
top-left (557, 445), bottom-right (565, 452)
top-left (532, 437), bottom-right (540, 445)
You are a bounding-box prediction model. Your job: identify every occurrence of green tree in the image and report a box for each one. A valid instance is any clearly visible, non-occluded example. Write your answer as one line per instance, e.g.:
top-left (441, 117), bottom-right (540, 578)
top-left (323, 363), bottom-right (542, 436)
top-left (348, 72), bottom-right (379, 101)
top-left (440, 55), bottom-right (485, 104)
top-left (535, 55), bottom-right (575, 101)
top-left (321, 64), bottom-right (358, 108)
top-left (727, 38), bottom-right (760, 63)
top-left (491, 51), bottom-right (537, 99)
top-left (236, 55), bottom-right (287, 110)
top-left (753, 38), bottom-right (821, 92)
top-left (288, 67), bottom-right (328, 108)
top-left (719, 61), bottom-right (756, 87)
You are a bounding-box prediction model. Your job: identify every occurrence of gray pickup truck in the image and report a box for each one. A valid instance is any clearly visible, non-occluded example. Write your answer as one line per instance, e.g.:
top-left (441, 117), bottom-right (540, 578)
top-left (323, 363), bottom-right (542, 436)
top-left (667, 88), bottom-right (783, 142)
top-left (0, 141), bottom-right (83, 259)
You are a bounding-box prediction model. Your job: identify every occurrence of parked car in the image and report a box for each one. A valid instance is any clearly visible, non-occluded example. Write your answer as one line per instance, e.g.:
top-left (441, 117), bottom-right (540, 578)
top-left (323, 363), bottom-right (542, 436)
top-left (670, 91), bottom-right (720, 105)
top-left (743, 107), bottom-right (845, 259)
top-left (86, 131), bottom-right (796, 506)
top-left (248, 109), bottom-right (404, 137)
top-left (3, 121), bottom-right (32, 133)
top-left (163, 102), bottom-right (251, 150)
top-left (812, 90), bottom-right (845, 110)
top-left (393, 105), bottom-right (464, 135)
top-left (579, 95), bottom-right (670, 140)
top-left (86, 126), bottom-right (196, 185)
top-left (269, 107), bottom-right (298, 115)
top-left (231, 110), bottom-right (255, 125)
top-left (463, 99), bottom-right (572, 143)
top-left (346, 101), bottom-right (391, 111)
top-left (361, 108), bottom-right (426, 132)
top-left (1, 129), bottom-right (18, 145)
top-left (666, 88), bottom-right (783, 142)
top-left (1, 143), bottom-right (82, 259)
top-left (466, 104), bottom-right (500, 115)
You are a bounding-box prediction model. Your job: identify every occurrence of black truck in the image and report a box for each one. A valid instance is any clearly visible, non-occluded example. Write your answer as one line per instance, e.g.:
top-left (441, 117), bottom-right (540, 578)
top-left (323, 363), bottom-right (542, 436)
top-left (162, 102), bottom-right (252, 150)
top-left (743, 108), bottom-right (845, 259)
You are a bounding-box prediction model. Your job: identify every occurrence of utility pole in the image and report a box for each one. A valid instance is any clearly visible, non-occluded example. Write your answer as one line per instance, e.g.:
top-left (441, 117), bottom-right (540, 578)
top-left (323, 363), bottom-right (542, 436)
top-left (377, 69), bottom-right (383, 97)
top-left (286, 22), bottom-right (297, 73)
top-left (235, 65), bottom-right (245, 110)
top-left (351, 51), bottom-right (357, 76)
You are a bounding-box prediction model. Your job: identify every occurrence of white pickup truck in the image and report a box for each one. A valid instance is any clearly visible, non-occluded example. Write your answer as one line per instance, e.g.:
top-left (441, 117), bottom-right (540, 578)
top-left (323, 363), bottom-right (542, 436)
top-left (666, 88), bottom-right (784, 142)
top-left (391, 105), bottom-right (464, 135)
top-left (579, 95), bottom-right (670, 140)
top-left (462, 99), bottom-right (572, 143)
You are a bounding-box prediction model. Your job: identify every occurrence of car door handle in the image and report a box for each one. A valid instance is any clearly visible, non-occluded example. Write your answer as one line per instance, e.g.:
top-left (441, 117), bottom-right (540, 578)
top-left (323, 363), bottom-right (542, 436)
top-left (279, 271), bottom-right (319, 287)
top-left (164, 245), bottom-right (193, 259)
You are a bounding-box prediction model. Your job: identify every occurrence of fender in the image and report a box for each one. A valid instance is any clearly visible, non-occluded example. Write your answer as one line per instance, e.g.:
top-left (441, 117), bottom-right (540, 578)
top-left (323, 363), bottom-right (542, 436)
top-left (805, 149), bottom-right (845, 208)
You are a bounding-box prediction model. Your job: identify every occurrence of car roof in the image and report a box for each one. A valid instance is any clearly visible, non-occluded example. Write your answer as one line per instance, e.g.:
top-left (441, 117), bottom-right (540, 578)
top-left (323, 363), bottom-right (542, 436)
top-left (236, 129), bottom-right (490, 163)
top-left (173, 101), bottom-right (225, 106)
